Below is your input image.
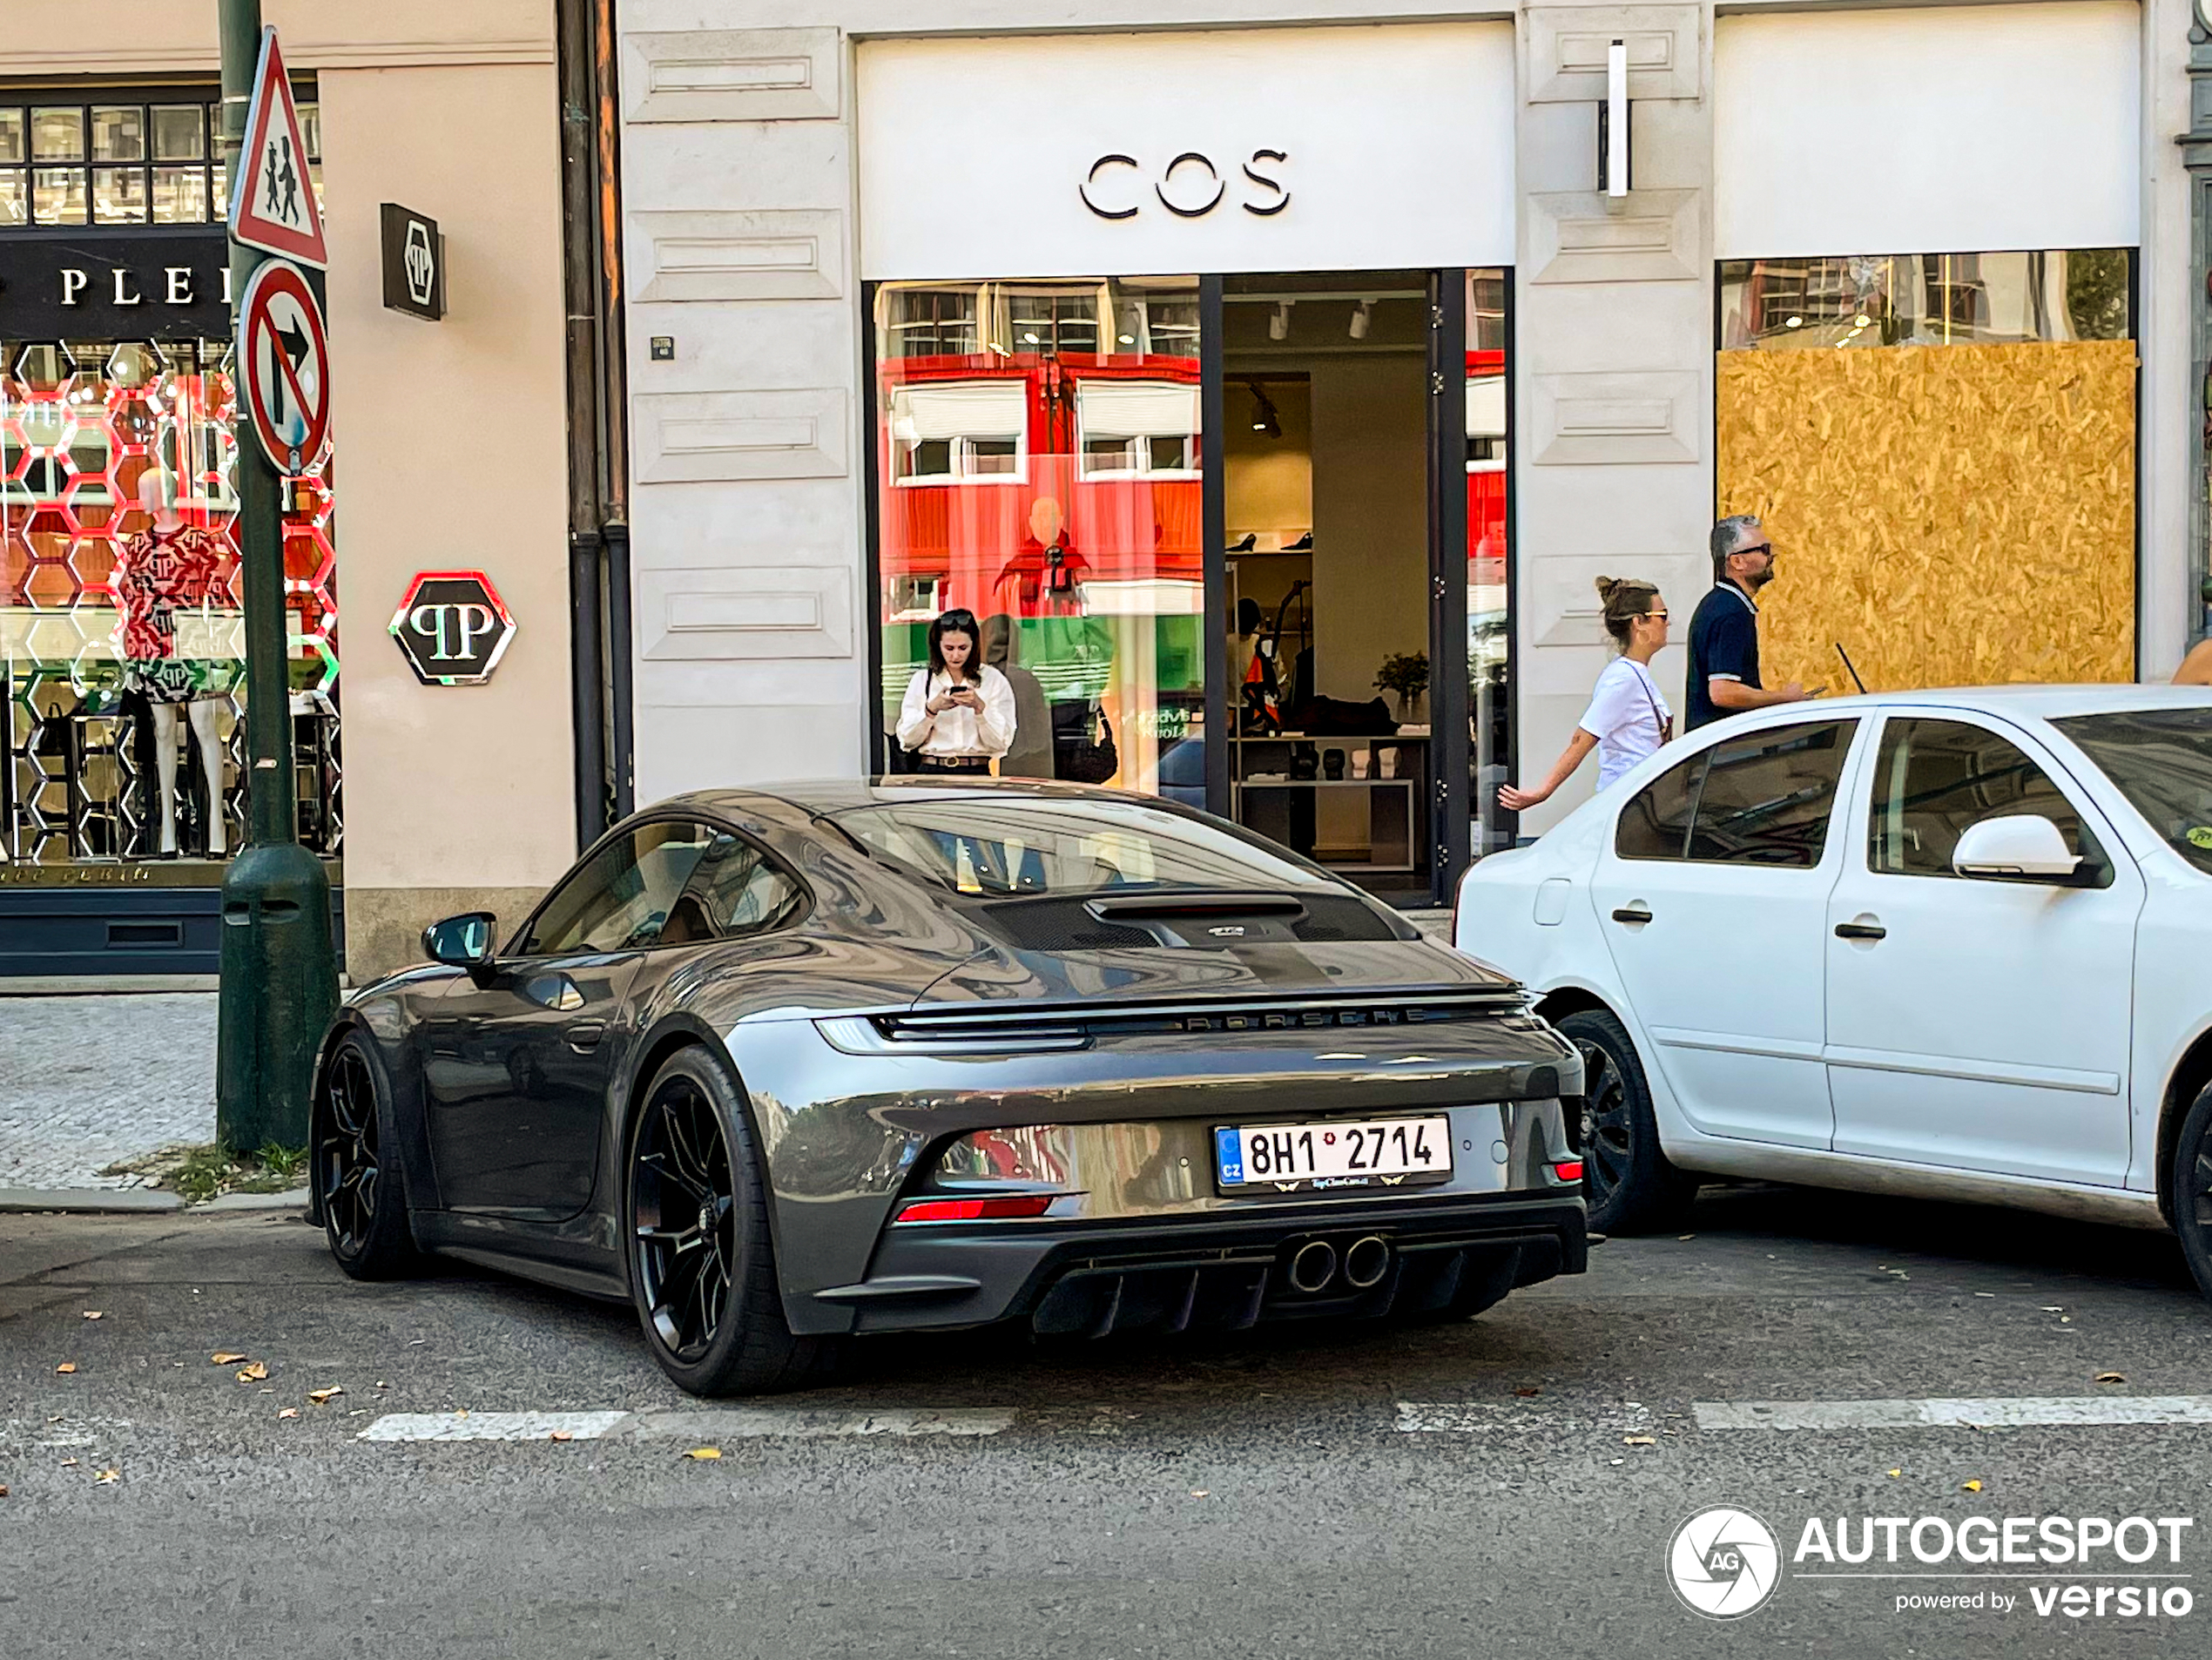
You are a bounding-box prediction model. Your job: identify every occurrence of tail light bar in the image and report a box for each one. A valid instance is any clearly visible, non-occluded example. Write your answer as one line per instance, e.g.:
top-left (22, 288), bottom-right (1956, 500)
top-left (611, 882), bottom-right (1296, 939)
top-left (894, 1194), bottom-right (1057, 1224)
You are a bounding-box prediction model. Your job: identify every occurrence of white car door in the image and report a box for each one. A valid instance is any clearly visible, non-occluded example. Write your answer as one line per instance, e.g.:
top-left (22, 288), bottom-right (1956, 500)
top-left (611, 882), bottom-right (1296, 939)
top-left (1589, 715), bottom-right (1865, 1149)
top-left (1824, 712), bottom-right (2141, 1186)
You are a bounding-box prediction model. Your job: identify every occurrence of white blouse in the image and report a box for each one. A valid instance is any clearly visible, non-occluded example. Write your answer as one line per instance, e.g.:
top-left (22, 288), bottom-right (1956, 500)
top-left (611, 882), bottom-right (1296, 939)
top-left (1576, 657), bottom-right (1671, 789)
top-left (896, 665), bottom-right (1016, 759)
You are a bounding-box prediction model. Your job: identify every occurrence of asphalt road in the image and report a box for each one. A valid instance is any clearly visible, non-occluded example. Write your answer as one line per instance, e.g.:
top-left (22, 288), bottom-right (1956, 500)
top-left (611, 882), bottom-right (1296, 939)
top-left (4, 1185), bottom-right (2209, 1659)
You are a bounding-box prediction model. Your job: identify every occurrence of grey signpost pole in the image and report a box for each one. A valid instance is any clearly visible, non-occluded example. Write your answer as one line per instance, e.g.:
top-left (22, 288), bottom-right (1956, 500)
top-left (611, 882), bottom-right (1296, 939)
top-left (215, 0), bottom-right (338, 1156)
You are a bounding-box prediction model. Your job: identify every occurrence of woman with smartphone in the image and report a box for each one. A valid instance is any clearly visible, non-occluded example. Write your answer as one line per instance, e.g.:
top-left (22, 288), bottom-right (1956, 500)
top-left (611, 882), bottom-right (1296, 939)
top-left (896, 608), bottom-right (1017, 773)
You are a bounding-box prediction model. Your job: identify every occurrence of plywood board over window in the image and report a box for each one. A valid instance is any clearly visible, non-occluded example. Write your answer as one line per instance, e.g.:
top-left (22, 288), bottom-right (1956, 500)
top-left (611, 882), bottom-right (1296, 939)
top-left (1716, 340), bottom-right (2136, 693)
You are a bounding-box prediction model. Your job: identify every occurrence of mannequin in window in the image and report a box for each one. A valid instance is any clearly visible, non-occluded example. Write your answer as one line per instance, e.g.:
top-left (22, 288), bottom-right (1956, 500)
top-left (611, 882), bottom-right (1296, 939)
top-left (115, 464), bottom-right (227, 857)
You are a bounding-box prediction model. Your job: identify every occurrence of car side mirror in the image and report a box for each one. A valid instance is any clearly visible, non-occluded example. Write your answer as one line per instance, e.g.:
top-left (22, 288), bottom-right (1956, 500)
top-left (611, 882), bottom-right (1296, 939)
top-left (422, 911), bottom-right (497, 969)
top-left (1952, 815), bottom-right (2084, 883)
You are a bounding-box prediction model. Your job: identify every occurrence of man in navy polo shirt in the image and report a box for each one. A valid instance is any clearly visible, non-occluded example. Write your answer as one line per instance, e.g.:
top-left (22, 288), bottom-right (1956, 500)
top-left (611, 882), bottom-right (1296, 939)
top-left (1684, 514), bottom-right (1811, 731)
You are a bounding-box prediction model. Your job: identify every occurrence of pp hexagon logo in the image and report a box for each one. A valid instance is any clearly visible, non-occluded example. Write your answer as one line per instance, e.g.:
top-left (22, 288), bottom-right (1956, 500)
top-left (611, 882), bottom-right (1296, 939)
top-left (389, 570), bottom-right (515, 685)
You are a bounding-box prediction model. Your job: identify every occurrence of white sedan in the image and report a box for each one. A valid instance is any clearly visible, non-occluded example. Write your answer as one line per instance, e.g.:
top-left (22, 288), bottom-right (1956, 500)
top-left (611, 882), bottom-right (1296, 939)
top-left (1453, 685), bottom-right (2212, 1303)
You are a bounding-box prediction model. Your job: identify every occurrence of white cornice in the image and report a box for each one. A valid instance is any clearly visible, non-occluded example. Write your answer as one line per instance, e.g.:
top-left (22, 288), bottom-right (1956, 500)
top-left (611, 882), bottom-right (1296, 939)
top-left (0, 37), bottom-right (553, 77)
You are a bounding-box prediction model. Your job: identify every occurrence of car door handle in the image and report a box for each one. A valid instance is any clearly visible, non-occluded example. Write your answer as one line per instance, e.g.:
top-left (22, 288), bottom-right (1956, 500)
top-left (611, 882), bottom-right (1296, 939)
top-left (565, 1020), bottom-right (607, 1052)
top-left (1833, 921), bottom-right (1886, 942)
top-left (1610, 906), bottom-right (1653, 925)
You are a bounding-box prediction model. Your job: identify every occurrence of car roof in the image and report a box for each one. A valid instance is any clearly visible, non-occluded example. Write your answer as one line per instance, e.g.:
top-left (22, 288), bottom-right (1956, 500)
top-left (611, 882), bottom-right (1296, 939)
top-left (1745, 684), bottom-right (2212, 722)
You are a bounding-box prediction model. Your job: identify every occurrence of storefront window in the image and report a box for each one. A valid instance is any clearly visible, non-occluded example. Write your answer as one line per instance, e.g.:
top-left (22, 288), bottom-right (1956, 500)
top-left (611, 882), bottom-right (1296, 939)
top-left (873, 278), bottom-right (1204, 796)
top-left (1, 338), bottom-right (341, 867)
top-left (1719, 250), bottom-right (2130, 350)
top-left (0, 91), bottom-right (320, 230)
top-left (1716, 246), bottom-right (2136, 696)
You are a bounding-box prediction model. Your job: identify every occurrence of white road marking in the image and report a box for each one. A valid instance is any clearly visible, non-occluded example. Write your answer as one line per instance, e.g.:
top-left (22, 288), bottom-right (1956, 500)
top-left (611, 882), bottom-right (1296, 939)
top-left (357, 1411), bottom-right (631, 1442)
top-left (357, 1407), bottom-right (1015, 1443)
top-left (627, 1408), bottom-right (1015, 1439)
top-left (1396, 1401), bottom-right (1654, 1434)
top-left (1695, 1396), bottom-right (2212, 1431)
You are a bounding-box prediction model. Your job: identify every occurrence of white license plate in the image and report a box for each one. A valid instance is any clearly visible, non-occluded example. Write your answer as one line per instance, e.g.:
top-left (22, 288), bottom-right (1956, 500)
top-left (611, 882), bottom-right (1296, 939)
top-left (1213, 1116), bottom-right (1453, 1193)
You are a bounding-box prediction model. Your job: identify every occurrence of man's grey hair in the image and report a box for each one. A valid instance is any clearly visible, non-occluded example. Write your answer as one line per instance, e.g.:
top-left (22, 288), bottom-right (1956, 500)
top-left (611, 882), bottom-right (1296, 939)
top-left (1711, 514), bottom-right (1762, 580)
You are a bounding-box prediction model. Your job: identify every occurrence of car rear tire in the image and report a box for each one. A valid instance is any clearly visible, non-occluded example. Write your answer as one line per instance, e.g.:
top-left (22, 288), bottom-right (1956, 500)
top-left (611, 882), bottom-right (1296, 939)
top-left (1554, 1008), bottom-right (1698, 1236)
top-left (2172, 1082), bottom-right (2212, 1306)
top-left (624, 1047), bottom-right (838, 1396)
top-left (317, 1035), bottom-right (423, 1280)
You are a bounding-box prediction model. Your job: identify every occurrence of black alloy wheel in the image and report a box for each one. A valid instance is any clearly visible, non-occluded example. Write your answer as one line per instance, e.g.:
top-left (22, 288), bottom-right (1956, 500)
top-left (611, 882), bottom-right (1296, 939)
top-left (1552, 1007), bottom-right (1697, 1236)
top-left (623, 1048), bottom-right (837, 1394)
top-left (2172, 1082), bottom-right (2212, 1307)
top-left (630, 1074), bottom-right (738, 1363)
top-left (317, 1036), bottom-right (419, 1279)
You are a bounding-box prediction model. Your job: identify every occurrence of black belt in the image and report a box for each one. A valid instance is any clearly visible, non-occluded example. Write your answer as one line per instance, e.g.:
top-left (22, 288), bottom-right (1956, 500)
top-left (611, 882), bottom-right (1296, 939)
top-left (917, 755), bottom-right (992, 773)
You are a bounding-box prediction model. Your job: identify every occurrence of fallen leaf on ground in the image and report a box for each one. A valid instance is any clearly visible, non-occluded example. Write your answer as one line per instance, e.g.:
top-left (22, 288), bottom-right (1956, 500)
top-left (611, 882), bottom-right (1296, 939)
top-left (55, 1363), bottom-right (77, 1374)
top-left (454, 1409), bottom-right (469, 1420)
top-left (374, 1380), bottom-right (388, 1389)
top-left (1609, 1457), bottom-right (1626, 1467)
top-left (277, 1408), bottom-right (300, 1420)
top-left (1189, 1489), bottom-right (1210, 1498)
top-left (1963, 1480), bottom-right (1984, 1493)
top-left (211, 1353), bottom-right (249, 1365)
top-left (682, 1447), bottom-right (722, 1461)
top-left (235, 1362), bottom-right (268, 1382)
top-left (0, 1483), bottom-right (9, 1497)
top-left (59, 1459), bottom-right (78, 1468)
top-left (81, 1311), bottom-right (103, 1320)
top-left (2039, 1306), bottom-right (2065, 1312)
top-left (1676, 1235), bottom-right (1696, 1242)
top-left (1886, 1468), bottom-right (1903, 1479)
top-left (1513, 1386), bottom-right (1541, 1398)
top-left (306, 1387), bottom-right (343, 1406)
top-left (94, 1469), bottom-right (118, 1485)
top-left (2094, 1372), bottom-right (2127, 1385)
top-left (550, 1430), bottom-right (574, 1442)
top-left (1622, 1435), bottom-right (1656, 1446)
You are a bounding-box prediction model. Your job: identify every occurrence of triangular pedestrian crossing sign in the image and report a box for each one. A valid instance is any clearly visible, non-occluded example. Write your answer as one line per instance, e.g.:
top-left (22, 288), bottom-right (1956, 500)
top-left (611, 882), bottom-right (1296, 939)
top-left (228, 27), bottom-right (327, 268)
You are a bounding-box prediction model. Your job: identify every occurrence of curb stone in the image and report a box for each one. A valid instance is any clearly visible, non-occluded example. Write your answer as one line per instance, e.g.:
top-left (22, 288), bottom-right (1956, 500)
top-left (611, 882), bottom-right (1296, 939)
top-left (0, 1187), bottom-right (185, 1214)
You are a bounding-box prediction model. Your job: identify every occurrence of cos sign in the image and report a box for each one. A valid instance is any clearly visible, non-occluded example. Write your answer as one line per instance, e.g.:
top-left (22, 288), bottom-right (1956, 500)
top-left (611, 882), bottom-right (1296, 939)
top-left (1080, 149), bottom-right (1290, 221)
top-left (389, 570), bottom-right (516, 686)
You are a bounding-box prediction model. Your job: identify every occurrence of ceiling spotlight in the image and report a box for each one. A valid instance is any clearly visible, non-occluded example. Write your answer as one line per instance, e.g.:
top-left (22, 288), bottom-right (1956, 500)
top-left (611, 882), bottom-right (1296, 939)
top-left (1269, 300), bottom-right (1292, 341)
top-left (1117, 334), bottom-right (1136, 345)
top-left (1349, 300), bottom-right (1372, 341)
top-left (1784, 315), bottom-right (1804, 328)
top-left (1853, 314), bottom-right (1871, 327)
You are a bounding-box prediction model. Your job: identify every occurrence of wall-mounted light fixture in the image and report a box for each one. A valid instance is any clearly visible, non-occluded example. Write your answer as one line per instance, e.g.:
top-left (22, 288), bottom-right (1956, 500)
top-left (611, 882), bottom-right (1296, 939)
top-left (1598, 37), bottom-right (1631, 199)
top-left (1348, 300), bottom-right (1372, 341)
top-left (1269, 300), bottom-right (1292, 341)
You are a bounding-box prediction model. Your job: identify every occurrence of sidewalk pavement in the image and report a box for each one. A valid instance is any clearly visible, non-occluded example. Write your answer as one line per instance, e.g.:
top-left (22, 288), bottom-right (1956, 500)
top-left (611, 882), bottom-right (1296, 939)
top-left (0, 993), bottom-right (217, 1192)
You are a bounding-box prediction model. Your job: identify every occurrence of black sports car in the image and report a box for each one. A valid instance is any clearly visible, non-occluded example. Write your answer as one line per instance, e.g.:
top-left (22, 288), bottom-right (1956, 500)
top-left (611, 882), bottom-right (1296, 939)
top-left (311, 781), bottom-right (1587, 1394)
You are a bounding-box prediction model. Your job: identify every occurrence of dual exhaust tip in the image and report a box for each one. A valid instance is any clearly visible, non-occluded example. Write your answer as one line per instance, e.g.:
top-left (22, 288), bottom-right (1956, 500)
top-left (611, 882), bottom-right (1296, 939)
top-left (1286, 1234), bottom-right (1391, 1296)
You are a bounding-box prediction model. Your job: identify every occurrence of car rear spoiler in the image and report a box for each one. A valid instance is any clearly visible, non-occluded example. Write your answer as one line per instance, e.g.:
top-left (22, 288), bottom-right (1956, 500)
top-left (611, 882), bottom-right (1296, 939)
top-left (1084, 891), bottom-right (1309, 921)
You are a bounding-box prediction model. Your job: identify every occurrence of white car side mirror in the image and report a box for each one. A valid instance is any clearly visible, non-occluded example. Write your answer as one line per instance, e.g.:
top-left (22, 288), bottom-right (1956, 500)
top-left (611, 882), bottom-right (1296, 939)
top-left (1952, 814), bottom-right (2082, 882)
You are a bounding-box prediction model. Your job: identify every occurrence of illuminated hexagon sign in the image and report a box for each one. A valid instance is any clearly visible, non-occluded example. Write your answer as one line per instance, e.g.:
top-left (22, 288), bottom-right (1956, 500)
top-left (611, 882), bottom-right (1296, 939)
top-left (388, 570), bottom-right (515, 686)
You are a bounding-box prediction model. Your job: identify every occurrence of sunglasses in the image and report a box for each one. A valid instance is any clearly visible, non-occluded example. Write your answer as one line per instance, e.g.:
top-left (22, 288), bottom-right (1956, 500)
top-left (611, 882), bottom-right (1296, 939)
top-left (1734, 543), bottom-right (1775, 558)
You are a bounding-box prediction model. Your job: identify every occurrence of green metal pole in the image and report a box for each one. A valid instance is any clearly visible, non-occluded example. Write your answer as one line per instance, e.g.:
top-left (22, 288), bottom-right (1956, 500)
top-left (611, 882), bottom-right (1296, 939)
top-left (214, 0), bottom-right (338, 1155)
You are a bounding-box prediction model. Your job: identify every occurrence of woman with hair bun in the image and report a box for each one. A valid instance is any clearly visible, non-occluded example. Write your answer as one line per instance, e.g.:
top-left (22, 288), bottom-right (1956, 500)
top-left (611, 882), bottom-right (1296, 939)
top-left (1498, 576), bottom-right (1671, 813)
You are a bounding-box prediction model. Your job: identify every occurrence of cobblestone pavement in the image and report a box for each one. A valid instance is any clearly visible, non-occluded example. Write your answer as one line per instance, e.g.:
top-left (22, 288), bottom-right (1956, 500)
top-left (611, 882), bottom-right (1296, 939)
top-left (0, 994), bottom-right (215, 1189)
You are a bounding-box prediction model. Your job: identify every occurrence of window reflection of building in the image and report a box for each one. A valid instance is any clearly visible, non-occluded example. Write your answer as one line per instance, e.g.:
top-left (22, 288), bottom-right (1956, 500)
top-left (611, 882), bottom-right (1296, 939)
top-left (0, 90), bottom-right (322, 228)
top-left (873, 278), bottom-right (1204, 796)
top-left (1719, 249), bottom-right (2130, 352)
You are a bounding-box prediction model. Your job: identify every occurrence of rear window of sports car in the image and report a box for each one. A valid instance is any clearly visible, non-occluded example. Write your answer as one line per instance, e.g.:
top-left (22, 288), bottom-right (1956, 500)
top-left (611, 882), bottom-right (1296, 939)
top-left (829, 798), bottom-right (1343, 898)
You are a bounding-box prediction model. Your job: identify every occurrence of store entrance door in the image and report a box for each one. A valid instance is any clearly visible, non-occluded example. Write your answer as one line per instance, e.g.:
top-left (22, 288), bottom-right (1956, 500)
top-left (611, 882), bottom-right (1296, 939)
top-left (1212, 271), bottom-right (1482, 905)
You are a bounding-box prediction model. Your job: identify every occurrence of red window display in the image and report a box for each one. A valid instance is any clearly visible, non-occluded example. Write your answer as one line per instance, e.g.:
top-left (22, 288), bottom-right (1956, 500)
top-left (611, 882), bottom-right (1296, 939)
top-left (1, 335), bottom-right (340, 867)
top-left (874, 279), bottom-right (1204, 796)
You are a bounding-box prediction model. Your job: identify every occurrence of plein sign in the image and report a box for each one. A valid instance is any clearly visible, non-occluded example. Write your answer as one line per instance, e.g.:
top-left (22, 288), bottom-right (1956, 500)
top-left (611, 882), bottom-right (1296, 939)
top-left (235, 257), bottom-right (330, 474)
top-left (389, 570), bottom-right (516, 686)
top-left (379, 203), bottom-right (445, 322)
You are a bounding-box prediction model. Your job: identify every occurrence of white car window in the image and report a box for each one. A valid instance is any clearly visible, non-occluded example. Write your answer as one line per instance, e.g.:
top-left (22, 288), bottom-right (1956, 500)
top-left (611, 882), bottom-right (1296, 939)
top-left (1615, 719), bottom-right (1858, 867)
top-left (1868, 718), bottom-right (2110, 884)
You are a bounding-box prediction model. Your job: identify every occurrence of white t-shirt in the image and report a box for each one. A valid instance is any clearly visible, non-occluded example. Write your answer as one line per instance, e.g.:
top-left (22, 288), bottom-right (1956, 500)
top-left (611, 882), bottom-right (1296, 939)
top-left (1577, 657), bottom-right (1670, 789)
